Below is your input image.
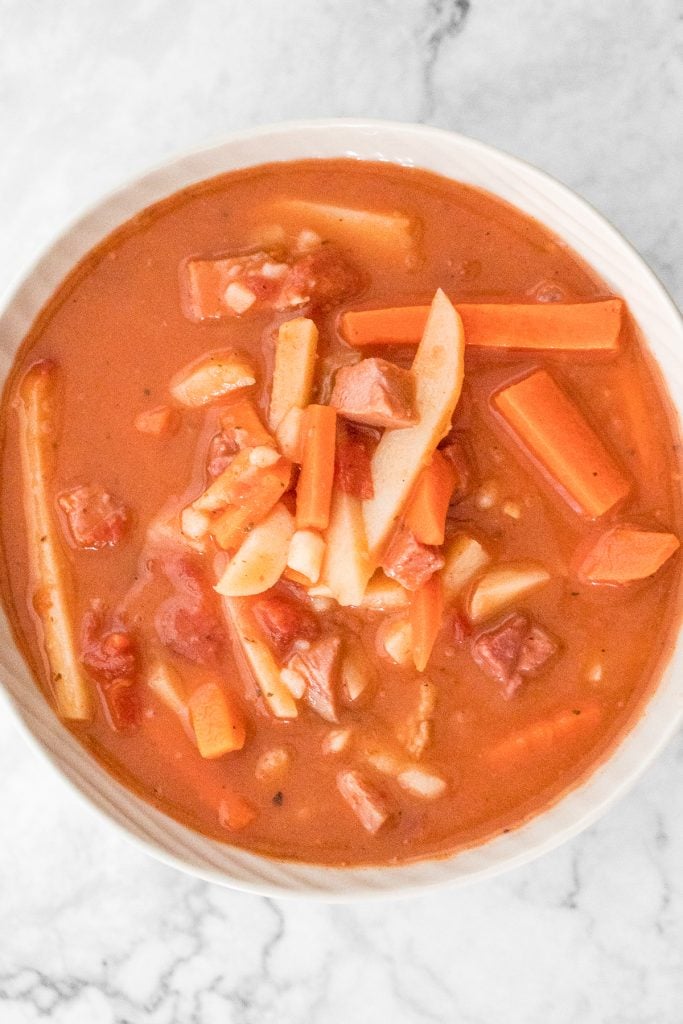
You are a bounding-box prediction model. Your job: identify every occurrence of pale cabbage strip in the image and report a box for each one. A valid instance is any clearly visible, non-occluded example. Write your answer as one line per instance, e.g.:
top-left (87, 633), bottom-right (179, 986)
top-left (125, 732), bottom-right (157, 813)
top-left (362, 290), bottom-right (465, 562)
top-left (17, 362), bottom-right (93, 720)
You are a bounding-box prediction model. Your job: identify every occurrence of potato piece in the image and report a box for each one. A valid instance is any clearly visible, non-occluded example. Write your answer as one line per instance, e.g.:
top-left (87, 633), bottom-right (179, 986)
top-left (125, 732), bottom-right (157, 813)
top-left (359, 572), bottom-right (410, 610)
top-left (275, 405), bottom-right (304, 462)
top-left (170, 350), bottom-right (256, 407)
top-left (266, 198), bottom-right (417, 261)
top-left (377, 617), bottom-right (413, 666)
top-left (268, 317), bottom-right (318, 429)
top-left (215, 502), bottom-right (294, 597)
top-left (363, 290), bottom-right (465, 561)
top-left (442, 534), bottom-right (491, 602)
top-left (341, 647), bottom-right (373, 704)
top-left (320, 486), bottom-right (374, 606)
top-left (17, 362), bottom-right (93, 721)
top-left (397, 767), bottom-right (447, 800)
top-left (146, 660), bottom-right (191, 732)
top-left (287, 528), bottom-right (325, 584)
top-left (222, 597), bottom-right (298, 718)
top-left (467, 562), bottom-right (551, 623)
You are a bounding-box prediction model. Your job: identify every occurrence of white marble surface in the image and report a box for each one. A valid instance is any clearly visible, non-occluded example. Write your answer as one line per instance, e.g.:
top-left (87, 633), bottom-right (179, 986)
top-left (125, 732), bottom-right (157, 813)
top-left (1, 1), bottom-right (682, 1021)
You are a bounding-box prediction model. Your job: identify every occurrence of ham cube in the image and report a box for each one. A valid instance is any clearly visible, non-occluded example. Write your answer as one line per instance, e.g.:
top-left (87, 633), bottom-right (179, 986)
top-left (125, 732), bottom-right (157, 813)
top-left (471, 613), bottom-right (558, 698)
top-left (330, 357), bottom-right (417, 429)
top-left (381, 524), bottom-right (444, 591)
top-left (58, 483), bottom-right (128, 550)
top-left (288, 635), bottom-right (342, 722)
top-left (337, 769), bottom-right (391, 834)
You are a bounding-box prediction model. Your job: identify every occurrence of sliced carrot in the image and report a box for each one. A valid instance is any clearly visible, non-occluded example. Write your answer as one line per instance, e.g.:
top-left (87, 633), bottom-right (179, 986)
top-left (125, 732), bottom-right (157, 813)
top-left (405, 450), bottom-right (458, 545)
top-left (188, 681), bottom-right (246, 759)
top-left (493, 369), bottom-right (630, 518)
top-left (296, 404), bottom-right (337, 530)
top-left (486, 702), bottom-right (602, 772)
top-left (410, 572), bottom-right (444, 673)
top-left (577, 525), bottom-right (680, 584)
top-left (208, 456), bottom-right (292, 551)
top-left (340, 299), bottom-right (623, 352)
top-left (219, 396), bottom-right (274, 450)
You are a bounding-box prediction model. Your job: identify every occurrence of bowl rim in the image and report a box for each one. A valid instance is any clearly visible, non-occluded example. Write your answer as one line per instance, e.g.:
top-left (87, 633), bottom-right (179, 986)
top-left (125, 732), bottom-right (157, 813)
top-left (1, 117), bottom-right (682, 901)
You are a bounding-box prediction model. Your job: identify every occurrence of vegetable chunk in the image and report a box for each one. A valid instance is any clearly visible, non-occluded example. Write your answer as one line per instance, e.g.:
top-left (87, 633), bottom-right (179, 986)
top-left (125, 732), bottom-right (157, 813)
top-left (340, 298), bottom-right (623, 351)
top-left (17, 362), bottom-right (93, 720)
top-left (493, 369), bottom-right (630, 518)
top-left (222, 597), bottom-right (298, 718)
top-left (467, 562), bottom-right (551, 623)
top-left (189, 681), bottom-right (246, 758)
top-left (266, 198), bottom-right (417, 261)
top-left (214, 502), bottom-right (294, 597)
top-left (320, 486), bottom-right (374, 606)
top-left (362, 290), bottom-right (465, 561)
top-left (296, 405), bottom-right (337, 530)
top-left (405, 450), bottom-right (458, 546)
top-left (410, 573), bottom-right (444, 672)
top-left (486, 702), bottom-right (602, 771)
top-left (576, 525), bottom-right (680, 584)
top-left (269, 317), bottom-right (318, 429)
top-left (170, 350), bottom-right (256, 407)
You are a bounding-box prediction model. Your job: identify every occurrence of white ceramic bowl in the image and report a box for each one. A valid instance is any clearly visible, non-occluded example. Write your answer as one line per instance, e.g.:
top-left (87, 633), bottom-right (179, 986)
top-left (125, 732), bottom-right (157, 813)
top-left (1, 119), bottom-right (682, 900)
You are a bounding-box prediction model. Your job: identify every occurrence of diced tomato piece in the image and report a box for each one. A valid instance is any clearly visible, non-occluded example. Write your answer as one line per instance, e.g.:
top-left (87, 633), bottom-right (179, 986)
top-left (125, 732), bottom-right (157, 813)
top-left (155, 555), bottom-right (225, 665)
top-left (58, 483), bottom-right (128, 549)
top-left (251, 588), bottom-right (320, 659)
top-left (100, 677), bottom-right (140, 732)
top-left (81, 603), bottom-right (136, 680)
top-left (381, 524), bottom-right (444, 591)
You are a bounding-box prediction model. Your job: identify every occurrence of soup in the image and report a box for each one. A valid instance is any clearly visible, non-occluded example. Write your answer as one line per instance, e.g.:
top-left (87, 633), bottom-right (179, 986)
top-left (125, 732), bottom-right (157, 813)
top-left (1, 159), bottom-right (681, 866)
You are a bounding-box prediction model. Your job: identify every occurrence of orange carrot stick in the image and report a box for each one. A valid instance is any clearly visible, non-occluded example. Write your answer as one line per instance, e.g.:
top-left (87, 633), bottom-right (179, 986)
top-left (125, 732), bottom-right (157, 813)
top-left (486, 702), bottom-right (602, 772)
top-left (576, 525), bottom-right (680, 584)
top-left (296, 404), bottom-right (337, 530)
top-left (493, 369), bottom-right (630, 518)
top-left (188, 681), bottom-right (246, 758)
top-left (405, 450), bottom-right (458, 545)
top-left (410, 572), bottom-right (444, 673)
top-left (339, 299), bottom-right (623, 352)
top-left (211, 459), bottom-right (292, 551)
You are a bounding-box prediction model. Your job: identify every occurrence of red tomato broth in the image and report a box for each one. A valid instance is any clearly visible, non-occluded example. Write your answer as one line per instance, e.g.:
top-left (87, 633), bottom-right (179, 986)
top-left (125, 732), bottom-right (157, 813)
top-left (1, 159), bottom-right (681, 866)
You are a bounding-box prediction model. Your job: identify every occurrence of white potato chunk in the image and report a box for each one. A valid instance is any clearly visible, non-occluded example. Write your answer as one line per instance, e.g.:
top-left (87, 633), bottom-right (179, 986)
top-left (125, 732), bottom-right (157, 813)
top-left (222, 597), bottom-right (298, 718)
top-left (441, 533), bottom-right (491, 602)
top-left (266, 198), bottom-right (418, 261)
top-left (275, 405), bottom-right (304, 462)
top-left (320, 486), bottom-right (374, 606)
top-left (467, 562), bottom-right (551, 623)
top-left (170, 349), bottom-right (256, 407)
top-left (363, 290), bottom-right (465, 561)
top-left (215, 502), bottom-right (294, 596)
top-left (287, 529), bottom-right (326, 584)
top-left (268, 317), bottom-right (318, 429)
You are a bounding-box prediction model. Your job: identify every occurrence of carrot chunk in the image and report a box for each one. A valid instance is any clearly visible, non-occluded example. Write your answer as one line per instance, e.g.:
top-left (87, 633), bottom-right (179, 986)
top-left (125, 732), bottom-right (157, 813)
top-left (405, 450), bottom-right (458, 545)
top-left (207, 455), bottom-right (292, 551)
top-left (296, 405), bottom-right (337, 530)
top-left (340, 299), bottom-right (623, 352)
top-left (493, 369), bottom-right (630, 518)
top-left (486, 702), bottom-right (602, 772)
top-left (189, 681), bottom-right (246, 758)
top-left (410, 572), bottom-right (444, 673)
top-left (577, 525), bottom-right (680, 584)
top-left (219, 396), bottom-right (275, 450)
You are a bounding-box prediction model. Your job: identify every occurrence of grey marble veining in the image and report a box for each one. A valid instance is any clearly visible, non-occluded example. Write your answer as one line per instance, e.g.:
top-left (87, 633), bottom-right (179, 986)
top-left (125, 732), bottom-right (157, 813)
top-left (1, 1), bottom-right (682, 1021)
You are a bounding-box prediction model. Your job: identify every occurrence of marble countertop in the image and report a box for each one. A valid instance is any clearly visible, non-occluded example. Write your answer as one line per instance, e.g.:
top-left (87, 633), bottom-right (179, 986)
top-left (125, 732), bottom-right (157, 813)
top-left (1, 2), bottom-right (682, 1021)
